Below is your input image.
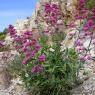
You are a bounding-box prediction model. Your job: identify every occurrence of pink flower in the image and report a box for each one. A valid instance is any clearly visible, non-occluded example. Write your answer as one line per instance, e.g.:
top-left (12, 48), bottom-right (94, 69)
top-left (22, 47), bottom-right (31, 52)
top-left (87, 20), bottom-right (94, 27)
top-left (31, 65), bottom-right (44, 73)
top-left (50, 17), bottom-right (57, 24)
top-left (79, 0), bottom-right (85, 4)
top-left (79, 47), bottom-right (86, 51)
top-left (23, 31), bottom-right (33, 39)
top-left (14, 36), bottom-right (22, 42)
top-left (44, 3), bottom-right (61, 26)
top-left (80, 56), bottom-right (85, 61)
top-left (68, 32), bottom-right (76, 36)
top-left (31, 50), bottom-right (36, 57)
top-left (76, 46), bottom-right (86, 51)
top-left (0, 41), bottom-right (4, 48)
top-left (80, 55), bottom-right (92, 61)
top-left (44, 3), bottom-right (51, 14)
top-left (8, 25), bottom-right (17, 37)
top-left (75, 39), bottom-right (83, 46)
top-left (22, 56), bottom-right (30, 64)
top-left (31, 39), bottom-right (37, 45)
top-left (85, 55), bottom-right (92, 60)
top-left (35, 43), bottom-right (41, 51)
top-left (84, 32), bottom-right (93, 36)
top-left (68, 23), bottom-right (76, 28)
top-left (52, 4), bottom-right (59, 9)
top-left (92, 39), bottom-right (95, 44)
top-left (24, 31), bottom-right (32, 36)
top-left (25, 52), bottom-right (31, 57)
top-left (83, 20), bottom-right (95, 31)
top-left (8, 25), bottom-right (14, 29)
top-left (83, 25), bottom-right (89, 31)
top-left (38, 54), bottom-right (46, 62)
top-left (24, 41), bottom-right (32, 47)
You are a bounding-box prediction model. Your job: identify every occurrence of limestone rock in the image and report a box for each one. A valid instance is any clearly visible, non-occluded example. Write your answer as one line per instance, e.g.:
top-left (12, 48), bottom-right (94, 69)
top-left (71, 74), bottom-right (95, 95)
top-left (0, 68), bottom-right (11, 90)
top-left (14, 18), bottom-right (31, 35)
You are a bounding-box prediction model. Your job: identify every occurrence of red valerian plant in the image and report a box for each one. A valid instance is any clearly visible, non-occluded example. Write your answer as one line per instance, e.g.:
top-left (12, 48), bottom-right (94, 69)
top-left (8, 25), bottom-right (46, 72)
top-left (44, 3), bottom-right (62, 26)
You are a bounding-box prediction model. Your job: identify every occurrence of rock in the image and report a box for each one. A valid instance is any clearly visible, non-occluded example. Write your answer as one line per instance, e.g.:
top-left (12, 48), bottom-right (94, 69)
top-left (0, 78), bottom-right (28, 95)
top-left (0, 51), bottom-right (28, 95)
top-left (14, 18), bottom-right (31, 34)
top-left (0, 52), bottom-right (12, 90)
top-left (71, 74), bottom-right (95, 95)
top-left (0, 51), bottom-right (18, 89)
top-left (0, 68), bottom-right (11, 90)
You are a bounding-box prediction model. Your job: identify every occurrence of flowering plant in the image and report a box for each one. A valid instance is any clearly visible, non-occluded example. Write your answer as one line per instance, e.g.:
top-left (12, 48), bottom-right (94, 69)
top-left (8, 23), bottom-right (82, 95)
top-left (8, 0), bottom-right (95, 95)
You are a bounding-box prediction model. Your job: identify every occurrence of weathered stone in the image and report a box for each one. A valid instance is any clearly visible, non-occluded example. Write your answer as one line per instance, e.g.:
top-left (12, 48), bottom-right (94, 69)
top-left (71, 74), bottom-right (95, 95)
top-left (0, 68), bottom-right (11, 90)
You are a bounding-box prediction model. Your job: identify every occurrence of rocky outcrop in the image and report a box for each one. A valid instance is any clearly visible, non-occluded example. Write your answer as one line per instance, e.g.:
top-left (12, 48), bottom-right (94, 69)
top-left (12, 0), bottom-right (76, 34)
top-left (5, 0), bottom-right (76, 43)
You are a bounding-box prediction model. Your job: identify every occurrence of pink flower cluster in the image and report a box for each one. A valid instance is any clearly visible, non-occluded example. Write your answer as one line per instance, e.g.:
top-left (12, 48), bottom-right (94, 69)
top-left (38, 54), bottom-right (46, 62)
top-left (8, 25), bottom-right (17, 38)
top-left (70, 1), bottom-right (95, 62)
top-left (80, 55), bottom-right (92, 62)
top-left (74, 29), bottom-right (95, 62)
top-left (68, 31), bottom-right (76, 38)
top-left (31, 65), bottom-right (44, 74)
top-left (8, 25), bottom-right (46, 73)
top-left (75, 0), bottom-right (87, 20)
top-left (83, 20), bottom-right (95, 31)
top-left (44, 3), bottom-right (63, 26)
